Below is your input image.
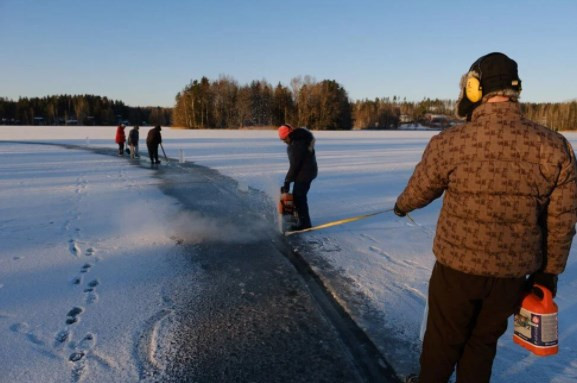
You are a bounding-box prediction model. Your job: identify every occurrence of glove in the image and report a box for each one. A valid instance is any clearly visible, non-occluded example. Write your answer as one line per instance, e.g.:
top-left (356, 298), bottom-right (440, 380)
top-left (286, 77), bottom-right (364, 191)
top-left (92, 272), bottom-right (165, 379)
top-left (281, 182), bottom-right (290, 194)
top-left (528, 272), bottom-right (558, 297)
top-left (393, 203), bottom-right (406, 217)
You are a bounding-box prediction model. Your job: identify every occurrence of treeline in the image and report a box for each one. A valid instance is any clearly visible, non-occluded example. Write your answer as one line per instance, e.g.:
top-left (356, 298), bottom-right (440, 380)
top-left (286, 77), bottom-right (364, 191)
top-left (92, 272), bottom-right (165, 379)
top-left (0, 95), bottom-right (172, 126)
top-left (173, 76), bottom-right (352, 130)
top-left (522, 102), bottom-right (577, 132)
top-left (172, 75), bottom-right (465, 130)
top-left (2, 86), bottom-right (575, 132)
top-left (353, 97), bottom-right (456, 129)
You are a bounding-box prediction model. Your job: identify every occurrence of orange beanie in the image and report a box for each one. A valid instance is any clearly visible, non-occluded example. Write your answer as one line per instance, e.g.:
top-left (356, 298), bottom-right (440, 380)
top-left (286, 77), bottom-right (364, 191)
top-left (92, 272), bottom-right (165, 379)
top-left (278, 124), bottom-right (293, 140)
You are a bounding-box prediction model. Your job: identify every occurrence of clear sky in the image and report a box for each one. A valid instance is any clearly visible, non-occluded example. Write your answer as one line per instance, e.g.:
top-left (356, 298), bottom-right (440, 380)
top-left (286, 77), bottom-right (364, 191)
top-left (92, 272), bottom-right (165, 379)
top-left (1, 0), bottom-right (576, 107)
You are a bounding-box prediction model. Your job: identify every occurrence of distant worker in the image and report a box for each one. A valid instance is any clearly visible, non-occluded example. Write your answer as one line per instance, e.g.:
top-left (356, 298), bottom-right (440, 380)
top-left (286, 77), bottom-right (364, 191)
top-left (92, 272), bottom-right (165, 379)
top-left (278, 124), bottom-right (318, 230)
top-left (146, 125), bottom-right (162, 164)
top-left (394, 52), bottom-right (577, 383)
top-left (128, 125), bottom-right (140, 159)
top-left (115, 124), bottom-right (126, 156)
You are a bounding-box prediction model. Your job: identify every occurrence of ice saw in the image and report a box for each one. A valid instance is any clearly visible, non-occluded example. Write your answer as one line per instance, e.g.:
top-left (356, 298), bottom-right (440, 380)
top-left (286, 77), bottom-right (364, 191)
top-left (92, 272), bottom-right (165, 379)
top-left (278, 191), bottom-right (298, 232)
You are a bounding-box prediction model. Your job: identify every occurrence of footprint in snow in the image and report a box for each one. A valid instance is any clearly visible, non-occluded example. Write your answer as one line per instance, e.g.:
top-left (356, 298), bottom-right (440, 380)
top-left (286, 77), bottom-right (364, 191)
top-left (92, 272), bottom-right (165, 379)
top-left (83, 280), bottom-right (100, 304)
top-left (80, 263), bottom-right (91, 273)
top-left (10, 322), bottom-right (29, 333)
top-left (54, 329), bottom-right (71, 348)
top-left (70, 352), bottom-right (87, 383)
top-left (69, 351), bottom-right (85, 362)
top-left (85, 290), bottom-right (99, 305)
top-left (85, 248), bottom-right (95, 256)
top-left (78, 333), bottom-right (96, 350)
top-left (27, 331), bottom-right (46, 346)
top-left (10, 322), bottom-right (47, 347)
top-left (66, 307), bottom-right (83, 325)
top-left (69, 240), bottom-right (81, 257)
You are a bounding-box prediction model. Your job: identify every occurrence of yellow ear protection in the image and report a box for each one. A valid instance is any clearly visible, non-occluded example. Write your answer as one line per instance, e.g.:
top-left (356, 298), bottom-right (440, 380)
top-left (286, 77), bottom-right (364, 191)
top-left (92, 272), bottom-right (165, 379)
top-left (465, 74), bottom-right (483, 103)
top-left (464, 55), bottom-right (485, 103)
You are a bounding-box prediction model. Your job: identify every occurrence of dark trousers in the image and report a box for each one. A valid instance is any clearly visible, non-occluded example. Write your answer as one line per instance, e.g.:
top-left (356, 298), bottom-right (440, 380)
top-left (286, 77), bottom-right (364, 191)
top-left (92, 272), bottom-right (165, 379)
top-left (419, 262), bottom-right (526, 383)
top-left (293, 180), bottom-right (313, 228)
top-left (147, 143), bottom-right (159, 163)
top-left (118, 143), bottom-right (124, 155)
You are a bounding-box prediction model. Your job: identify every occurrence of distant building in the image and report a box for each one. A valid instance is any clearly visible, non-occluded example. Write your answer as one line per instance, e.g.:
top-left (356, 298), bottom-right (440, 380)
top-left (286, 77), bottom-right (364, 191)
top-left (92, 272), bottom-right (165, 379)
top-left (400, 114), bottom-right (412, 123)
top-left (424, 113), bottom-right (450, 129)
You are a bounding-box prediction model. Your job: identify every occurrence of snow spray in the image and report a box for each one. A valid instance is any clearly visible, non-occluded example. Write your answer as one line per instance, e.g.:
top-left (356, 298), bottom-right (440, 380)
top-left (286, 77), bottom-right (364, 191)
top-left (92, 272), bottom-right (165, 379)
top-left (513, 284), bottom-right (558, 356)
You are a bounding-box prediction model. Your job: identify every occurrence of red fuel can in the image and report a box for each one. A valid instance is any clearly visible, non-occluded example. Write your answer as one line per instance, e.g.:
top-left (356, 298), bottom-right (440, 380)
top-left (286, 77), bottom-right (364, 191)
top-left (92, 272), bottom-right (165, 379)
top-left (513, 284), bottom-right (558, 356)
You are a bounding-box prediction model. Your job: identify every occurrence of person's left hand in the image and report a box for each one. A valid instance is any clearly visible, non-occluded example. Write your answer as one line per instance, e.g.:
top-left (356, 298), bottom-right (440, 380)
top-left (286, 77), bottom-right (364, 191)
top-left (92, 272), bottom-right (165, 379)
top-left (528, 272), bottom-right (558, 297)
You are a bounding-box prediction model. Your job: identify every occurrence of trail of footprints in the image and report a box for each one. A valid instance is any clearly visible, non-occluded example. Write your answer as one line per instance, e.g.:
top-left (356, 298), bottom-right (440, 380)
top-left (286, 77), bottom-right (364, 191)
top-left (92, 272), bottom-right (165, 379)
top-left (5, 177), bottom-right (117, 381)
top-left (59, 242), bottom-right (104, 382)
top-left (8, 240), bottom-right (105, 381)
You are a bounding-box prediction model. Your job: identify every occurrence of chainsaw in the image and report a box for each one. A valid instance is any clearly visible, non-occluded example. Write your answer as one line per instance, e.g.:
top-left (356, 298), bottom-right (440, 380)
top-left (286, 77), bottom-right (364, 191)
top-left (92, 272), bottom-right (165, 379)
top-left (278, 190), bottom-right (298, 232)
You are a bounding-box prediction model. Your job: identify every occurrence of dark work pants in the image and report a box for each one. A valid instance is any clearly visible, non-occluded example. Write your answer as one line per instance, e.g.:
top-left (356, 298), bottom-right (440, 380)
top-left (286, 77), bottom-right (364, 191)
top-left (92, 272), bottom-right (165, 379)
top-left (118, 143), bottom-right (124, 155)
top-left (147, 143), bottom-right (159, 163)
top-left (293, 180), bottom-right (313, 228)
top-left (419, 262), bottom-right (526, 383)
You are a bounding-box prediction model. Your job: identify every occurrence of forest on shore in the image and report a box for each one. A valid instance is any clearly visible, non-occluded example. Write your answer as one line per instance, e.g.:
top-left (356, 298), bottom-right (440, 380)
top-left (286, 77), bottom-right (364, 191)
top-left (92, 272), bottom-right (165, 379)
top-left (0, 95), bottom-right (171, 127)
top-left (1, 75), bottom-right (575, 131)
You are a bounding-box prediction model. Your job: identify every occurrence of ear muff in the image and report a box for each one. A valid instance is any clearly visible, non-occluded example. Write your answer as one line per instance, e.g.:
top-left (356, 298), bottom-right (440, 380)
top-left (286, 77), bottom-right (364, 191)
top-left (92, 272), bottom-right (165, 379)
top-left (465, 74), bottom-right (482, 103)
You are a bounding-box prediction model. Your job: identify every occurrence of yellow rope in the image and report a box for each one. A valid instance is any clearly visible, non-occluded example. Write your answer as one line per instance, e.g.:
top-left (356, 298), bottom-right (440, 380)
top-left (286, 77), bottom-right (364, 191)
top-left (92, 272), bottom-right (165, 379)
top-left (284, 208), bottom-right (394, 236)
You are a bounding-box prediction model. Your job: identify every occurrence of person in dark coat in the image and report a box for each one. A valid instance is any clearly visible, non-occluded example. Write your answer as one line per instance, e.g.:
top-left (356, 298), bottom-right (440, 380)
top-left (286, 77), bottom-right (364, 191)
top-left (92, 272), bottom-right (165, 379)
top-left (278, 124), bottom-right (318, 230)
top-left (115, 124), bottom-right (126, 156)
top-left (127, 125), bottom-right (139, 159)
top-left (146, 125), bottom-right (162, 164)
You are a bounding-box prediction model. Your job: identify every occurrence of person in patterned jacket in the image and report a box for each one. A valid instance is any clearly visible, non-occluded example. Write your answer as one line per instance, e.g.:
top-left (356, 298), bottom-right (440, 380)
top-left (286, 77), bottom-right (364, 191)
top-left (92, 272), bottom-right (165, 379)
top-left (395, 52), bottom-right (577, 383)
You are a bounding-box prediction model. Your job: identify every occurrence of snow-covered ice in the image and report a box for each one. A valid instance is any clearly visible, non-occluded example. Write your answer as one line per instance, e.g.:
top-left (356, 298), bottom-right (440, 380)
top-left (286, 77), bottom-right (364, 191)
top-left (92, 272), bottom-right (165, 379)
top-left (1, 125), bottom-right (576, 382)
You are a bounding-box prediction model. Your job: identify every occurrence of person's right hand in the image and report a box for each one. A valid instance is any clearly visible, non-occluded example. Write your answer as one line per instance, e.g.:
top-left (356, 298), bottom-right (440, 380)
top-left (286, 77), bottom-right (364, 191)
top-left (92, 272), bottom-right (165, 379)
top-left (393, 203), bottom-right (406, 217)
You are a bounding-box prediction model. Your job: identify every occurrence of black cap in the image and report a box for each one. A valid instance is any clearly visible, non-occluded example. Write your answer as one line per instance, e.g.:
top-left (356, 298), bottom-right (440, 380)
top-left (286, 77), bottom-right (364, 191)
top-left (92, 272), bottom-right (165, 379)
top-left (471, 52), bottom-right (521, 95)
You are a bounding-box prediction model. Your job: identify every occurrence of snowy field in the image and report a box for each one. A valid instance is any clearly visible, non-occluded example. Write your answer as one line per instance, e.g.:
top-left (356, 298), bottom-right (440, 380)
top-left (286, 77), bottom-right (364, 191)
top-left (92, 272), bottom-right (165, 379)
top-left (1, 125), bottom-right (577, 382)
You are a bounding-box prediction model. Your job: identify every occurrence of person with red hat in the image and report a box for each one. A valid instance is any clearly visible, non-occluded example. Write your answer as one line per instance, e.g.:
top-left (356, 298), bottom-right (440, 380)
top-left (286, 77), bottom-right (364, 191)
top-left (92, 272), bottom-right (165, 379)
top-left (278, 124), bottom-right (318, 230)
top-left (395, 52), bottom-right (577, 382)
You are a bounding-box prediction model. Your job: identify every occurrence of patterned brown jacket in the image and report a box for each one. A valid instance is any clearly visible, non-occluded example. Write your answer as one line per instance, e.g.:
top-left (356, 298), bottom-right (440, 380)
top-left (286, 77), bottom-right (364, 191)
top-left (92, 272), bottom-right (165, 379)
top-left (396, 102), bottom-right (577, 277)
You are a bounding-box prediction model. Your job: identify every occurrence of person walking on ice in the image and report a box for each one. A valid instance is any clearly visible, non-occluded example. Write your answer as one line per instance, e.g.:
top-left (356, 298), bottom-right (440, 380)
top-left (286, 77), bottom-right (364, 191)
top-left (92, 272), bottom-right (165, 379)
top-left (394, 52), bottom-right (577, 383)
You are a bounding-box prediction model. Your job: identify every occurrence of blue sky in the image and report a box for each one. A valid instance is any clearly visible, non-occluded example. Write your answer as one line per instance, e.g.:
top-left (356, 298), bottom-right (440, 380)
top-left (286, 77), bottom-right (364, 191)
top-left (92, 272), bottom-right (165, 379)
top-left (1, 0), bottom-right (576, 107)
